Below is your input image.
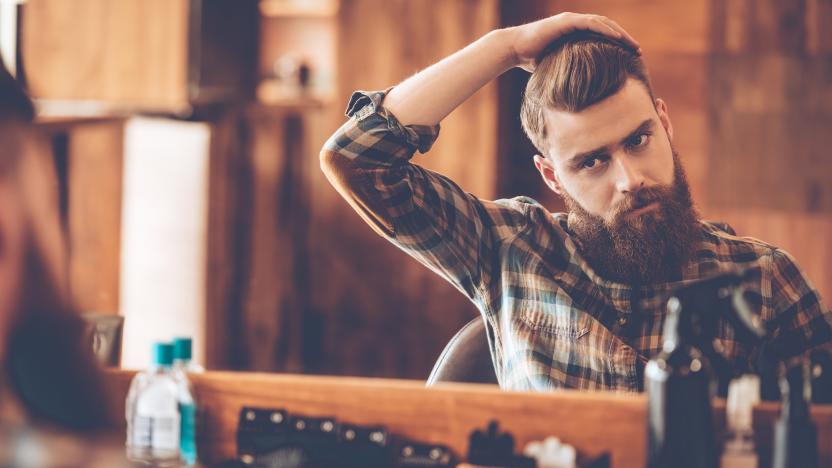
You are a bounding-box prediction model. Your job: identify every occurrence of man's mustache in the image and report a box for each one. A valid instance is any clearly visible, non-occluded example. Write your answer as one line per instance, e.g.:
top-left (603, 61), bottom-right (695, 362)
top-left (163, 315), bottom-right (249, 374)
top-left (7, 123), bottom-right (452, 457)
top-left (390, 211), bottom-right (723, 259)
top-left (613, 185), bottom-right (673, 220)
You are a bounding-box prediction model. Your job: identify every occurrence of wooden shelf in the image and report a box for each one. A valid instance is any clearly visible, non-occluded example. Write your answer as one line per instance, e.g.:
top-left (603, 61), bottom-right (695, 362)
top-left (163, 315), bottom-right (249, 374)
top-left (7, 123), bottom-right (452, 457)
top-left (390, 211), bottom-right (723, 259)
top-left (255, 80), bottom-right (333, 108)
top-left (259, 0), bottom-right (338, 18)
top-left (33, 99), bottom-right (192, 121)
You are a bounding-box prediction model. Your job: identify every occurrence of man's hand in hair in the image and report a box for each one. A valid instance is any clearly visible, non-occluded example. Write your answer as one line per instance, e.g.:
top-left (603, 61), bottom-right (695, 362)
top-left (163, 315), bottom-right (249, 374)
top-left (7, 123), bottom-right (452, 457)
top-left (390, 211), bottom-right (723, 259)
top-left (508, 12), bottom-right (641, 72)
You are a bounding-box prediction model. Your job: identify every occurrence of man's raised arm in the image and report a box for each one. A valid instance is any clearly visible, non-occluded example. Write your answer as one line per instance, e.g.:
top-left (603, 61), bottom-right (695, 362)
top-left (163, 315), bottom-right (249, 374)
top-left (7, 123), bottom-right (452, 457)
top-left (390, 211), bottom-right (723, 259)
top-left (318, 14), bottom-right (639, 301)
top-left (384, 13), bottom-right (640, 126)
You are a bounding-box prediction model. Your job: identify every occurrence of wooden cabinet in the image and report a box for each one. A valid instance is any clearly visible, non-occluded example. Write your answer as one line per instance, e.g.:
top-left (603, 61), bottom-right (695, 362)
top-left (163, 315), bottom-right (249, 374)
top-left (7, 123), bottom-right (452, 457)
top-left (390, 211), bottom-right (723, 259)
top-left (21, 0), bottom-right (259, 113)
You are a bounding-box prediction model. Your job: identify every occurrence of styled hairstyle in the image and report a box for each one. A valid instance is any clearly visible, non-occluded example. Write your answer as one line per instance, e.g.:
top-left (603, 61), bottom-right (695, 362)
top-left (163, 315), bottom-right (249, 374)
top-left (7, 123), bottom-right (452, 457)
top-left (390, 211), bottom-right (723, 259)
top-left (0, 58), bottom-right (115, 432)
top-left (520, 31), bottom-right (654, 158)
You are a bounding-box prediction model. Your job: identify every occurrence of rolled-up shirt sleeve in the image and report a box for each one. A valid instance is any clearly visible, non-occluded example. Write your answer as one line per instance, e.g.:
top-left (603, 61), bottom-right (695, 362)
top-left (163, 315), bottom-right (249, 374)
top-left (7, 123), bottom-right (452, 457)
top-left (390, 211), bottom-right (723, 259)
top-left (320, 89), bottom-right (530, 304)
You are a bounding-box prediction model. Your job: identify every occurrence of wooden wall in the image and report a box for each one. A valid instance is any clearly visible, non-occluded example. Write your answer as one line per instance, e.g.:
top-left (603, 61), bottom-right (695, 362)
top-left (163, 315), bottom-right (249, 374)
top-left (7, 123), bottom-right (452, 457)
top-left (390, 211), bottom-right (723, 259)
top-left (204, 106), bottom-right (316, 372)
top-left (302, 0), bottom-right (500, 377)
top-left (706, 0), bottom-right (832, 301)
top-left (31, 118), bottom-right (125, 315)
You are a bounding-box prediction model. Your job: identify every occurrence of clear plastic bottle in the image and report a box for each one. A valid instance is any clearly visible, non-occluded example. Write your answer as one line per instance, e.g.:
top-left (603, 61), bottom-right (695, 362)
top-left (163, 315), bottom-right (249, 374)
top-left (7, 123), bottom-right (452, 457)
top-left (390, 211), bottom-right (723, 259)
top-left (721, 374), bottom-right (760, 468)
top-left (172, 337), bottom-right (199, 466)
top-left (126, 342), bottom-right (181, 466)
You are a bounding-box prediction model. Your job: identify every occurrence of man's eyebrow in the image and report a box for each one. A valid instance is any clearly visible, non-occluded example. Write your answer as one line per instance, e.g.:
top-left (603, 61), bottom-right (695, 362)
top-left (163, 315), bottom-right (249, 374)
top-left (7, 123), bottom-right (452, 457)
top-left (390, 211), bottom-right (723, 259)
top-left (566, 118), bottom-right (655, 167)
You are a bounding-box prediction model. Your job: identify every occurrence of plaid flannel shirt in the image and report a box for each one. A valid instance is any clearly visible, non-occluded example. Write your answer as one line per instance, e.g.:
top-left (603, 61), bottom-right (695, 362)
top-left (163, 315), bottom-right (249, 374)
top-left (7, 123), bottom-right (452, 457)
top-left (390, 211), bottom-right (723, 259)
top-left (320, 89), bottom-right (832, 392)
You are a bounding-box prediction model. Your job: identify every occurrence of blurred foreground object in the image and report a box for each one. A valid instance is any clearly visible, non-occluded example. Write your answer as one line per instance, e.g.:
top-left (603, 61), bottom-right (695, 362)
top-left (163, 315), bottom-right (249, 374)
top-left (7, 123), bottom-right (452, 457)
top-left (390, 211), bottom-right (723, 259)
top-left (82, 313), bottom-right (124, 367)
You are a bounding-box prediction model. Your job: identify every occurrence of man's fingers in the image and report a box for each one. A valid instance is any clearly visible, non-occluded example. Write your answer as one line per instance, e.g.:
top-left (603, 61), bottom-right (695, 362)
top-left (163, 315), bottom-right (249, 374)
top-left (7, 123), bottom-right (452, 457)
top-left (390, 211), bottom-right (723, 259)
top-left (596, 16), bottom-right (641, 51)
top-left (519, 12), bottom-right (643, 68)
top-left (582, 16), bottom-right (621, 39)
top-left (579, 16), bottom-right (641, 53)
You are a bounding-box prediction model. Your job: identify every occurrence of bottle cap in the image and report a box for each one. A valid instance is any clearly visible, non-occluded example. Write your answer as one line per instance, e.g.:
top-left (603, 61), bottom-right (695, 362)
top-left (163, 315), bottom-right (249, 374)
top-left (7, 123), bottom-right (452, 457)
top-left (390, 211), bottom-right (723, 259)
top-left (173, 337), bottom-right (193, 361)
top-left (152, 342), bottom-right (174, 367)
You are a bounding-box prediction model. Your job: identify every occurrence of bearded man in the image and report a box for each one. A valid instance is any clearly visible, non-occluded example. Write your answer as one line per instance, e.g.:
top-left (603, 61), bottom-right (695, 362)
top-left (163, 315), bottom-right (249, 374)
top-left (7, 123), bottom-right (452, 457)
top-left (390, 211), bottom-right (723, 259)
top-left (320, 13), bottom-right (832, 391)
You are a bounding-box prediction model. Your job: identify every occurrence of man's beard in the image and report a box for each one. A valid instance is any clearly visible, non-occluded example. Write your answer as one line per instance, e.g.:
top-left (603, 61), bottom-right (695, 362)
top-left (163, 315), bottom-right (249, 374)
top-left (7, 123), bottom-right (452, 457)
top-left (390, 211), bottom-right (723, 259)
top-left (563, 152), bottom-right (701, 285)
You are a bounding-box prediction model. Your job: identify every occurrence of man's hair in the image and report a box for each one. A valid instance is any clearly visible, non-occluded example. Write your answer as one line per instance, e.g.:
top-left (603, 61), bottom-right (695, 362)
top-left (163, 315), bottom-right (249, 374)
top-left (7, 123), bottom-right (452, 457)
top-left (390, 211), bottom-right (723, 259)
top-left (520, 31), bottom-right (654, 158)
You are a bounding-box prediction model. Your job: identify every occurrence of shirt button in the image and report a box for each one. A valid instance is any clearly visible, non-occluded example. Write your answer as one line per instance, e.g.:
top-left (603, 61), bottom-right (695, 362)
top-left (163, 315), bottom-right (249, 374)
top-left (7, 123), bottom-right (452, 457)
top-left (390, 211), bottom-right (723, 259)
top-left (618, 316), bottom-right (629, 326)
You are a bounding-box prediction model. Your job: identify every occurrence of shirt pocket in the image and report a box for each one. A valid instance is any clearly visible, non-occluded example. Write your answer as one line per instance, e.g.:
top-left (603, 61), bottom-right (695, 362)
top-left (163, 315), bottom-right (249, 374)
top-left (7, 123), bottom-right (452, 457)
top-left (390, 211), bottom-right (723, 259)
top-left (517, 308), bottom-right (590, 341)
top-left (504, 306), bottom-right (612, 390)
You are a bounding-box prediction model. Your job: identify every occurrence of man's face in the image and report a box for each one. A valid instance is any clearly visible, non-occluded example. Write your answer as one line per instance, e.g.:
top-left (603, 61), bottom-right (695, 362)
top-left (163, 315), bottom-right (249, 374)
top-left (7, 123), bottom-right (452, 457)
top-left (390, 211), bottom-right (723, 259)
top-left (533, 78), bottom-right (701, 283)
top-left (534, 78), bottom-right (675, 224)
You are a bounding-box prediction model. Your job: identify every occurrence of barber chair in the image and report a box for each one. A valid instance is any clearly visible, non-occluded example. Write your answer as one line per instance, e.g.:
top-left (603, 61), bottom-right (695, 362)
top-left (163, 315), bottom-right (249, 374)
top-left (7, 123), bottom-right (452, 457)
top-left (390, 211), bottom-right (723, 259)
top-left (427, 318), bottom-right (498, 386)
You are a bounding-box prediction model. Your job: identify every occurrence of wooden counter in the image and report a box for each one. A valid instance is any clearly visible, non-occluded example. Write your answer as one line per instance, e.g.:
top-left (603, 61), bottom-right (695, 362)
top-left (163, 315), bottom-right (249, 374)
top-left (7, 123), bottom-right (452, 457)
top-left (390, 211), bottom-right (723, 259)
top-left (105, 370), bottom-right (832, 467)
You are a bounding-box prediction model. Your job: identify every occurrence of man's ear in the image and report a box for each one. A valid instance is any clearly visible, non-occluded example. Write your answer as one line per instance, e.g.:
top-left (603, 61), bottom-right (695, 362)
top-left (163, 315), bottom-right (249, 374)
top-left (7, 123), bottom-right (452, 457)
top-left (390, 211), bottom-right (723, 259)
top-left (533, 155), bottom-right (564, 195)
top-left (655, 98), bottom-right (674, 142)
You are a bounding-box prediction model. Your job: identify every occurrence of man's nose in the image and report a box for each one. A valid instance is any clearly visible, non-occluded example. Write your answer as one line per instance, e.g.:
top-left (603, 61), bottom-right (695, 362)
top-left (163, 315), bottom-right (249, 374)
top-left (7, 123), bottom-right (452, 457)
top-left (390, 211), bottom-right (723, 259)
top-left (613, 155), bottom-right (645, 193)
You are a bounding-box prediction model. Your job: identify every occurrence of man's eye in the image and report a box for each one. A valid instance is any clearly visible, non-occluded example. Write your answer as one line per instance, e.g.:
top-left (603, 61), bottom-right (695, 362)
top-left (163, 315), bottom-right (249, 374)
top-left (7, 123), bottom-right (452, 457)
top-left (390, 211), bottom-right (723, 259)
top-left (627, 132), bottom-right (651, 149)
top-left (581, 158), bottom-right (599, 169)
top-left (579, 155), bottom-right (608, 171)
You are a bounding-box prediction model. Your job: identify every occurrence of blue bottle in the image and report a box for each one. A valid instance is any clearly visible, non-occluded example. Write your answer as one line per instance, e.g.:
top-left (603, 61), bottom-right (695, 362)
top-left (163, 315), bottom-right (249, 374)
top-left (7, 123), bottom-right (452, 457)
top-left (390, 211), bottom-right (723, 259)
top-left (172, 337), bottom-right (199, 466)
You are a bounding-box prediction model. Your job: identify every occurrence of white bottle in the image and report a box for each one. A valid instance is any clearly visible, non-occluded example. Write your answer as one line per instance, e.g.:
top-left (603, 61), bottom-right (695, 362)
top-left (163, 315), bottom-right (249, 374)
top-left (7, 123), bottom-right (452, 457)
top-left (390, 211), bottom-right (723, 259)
top-left (524, 436), bottom-right (577, 468)
top-left (721, 374), bottom-right (760, 468)
top-left (126, 342), bottom-right (181, 466)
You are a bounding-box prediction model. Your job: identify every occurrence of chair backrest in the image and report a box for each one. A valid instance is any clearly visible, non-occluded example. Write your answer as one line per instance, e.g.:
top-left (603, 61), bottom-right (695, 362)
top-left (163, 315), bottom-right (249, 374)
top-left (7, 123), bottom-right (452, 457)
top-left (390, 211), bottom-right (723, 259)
top-left (426, 317), bottom-right (498, 386)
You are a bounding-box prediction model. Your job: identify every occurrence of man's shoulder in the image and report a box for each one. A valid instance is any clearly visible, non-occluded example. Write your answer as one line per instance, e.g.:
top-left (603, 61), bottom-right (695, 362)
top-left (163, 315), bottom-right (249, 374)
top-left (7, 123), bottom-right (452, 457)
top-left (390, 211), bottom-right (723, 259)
top-left (492, 196), bottom-right (569, 228)
top-left (493, 195), bottom-right (546, 209)
top-left (698, 219), bottom-right (782, 262)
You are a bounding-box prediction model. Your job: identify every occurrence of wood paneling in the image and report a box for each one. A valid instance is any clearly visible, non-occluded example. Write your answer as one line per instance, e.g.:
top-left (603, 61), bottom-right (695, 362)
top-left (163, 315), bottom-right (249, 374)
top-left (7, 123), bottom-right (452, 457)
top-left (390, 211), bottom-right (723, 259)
top-left (204, 106), bottom-right (313, 372)
top-left (708, 0), bottom-right (832, 213)
top-left (204, 112), bottom-right (244, 370)
top-left (705, 0), bottom-right (832, 302)
top-left (548, 0), bottom-right (711, 54)
top-left (335, 0), bottom-right (500, 199)
top-left (32, 118), bottom-right (125, 314)
top-left (301, 0), bottom-right (500, 378)
top-left (66, 121), bottom-right (124, 313)
top-left (241, 110), bottom-right (307, 372)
